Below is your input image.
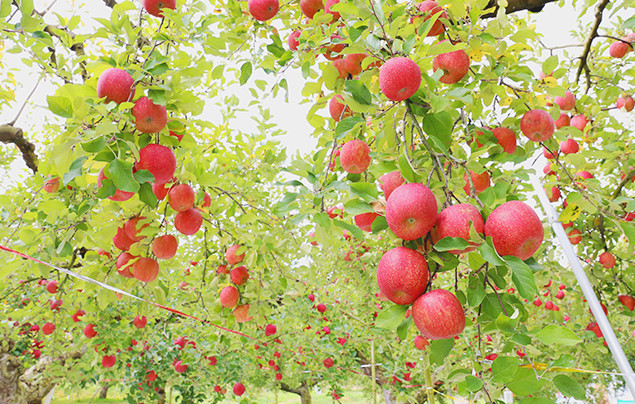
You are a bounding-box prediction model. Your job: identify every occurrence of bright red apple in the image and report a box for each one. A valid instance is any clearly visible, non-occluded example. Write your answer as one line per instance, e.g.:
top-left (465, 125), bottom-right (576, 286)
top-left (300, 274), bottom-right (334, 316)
top-left (220, 286), bottom-right (239, 308)
top-left (377, 247), bottom-right (429, 305)
top-left (417, 0), bottom-right (447, 36)
top-left (339, 139), bottom-right (371, 174)
top-left (265, 324), bottom-right (277, 336)
top-left (152, 235), bottom-right (178, 259)
top-left (288, 30), bottom-right (301, 50)
top-left (226, 244), bottom-right (245, 265)
top-left (300, 0), bottom-right (323, 19)
top-left (618, 295), bottom-right (635, 311)
top-left (385, 183), bottom-right (438, 240)
top-left (554, 91), bottom-right (575, 111)
top-left (463, 170), bottom-right (490, 195)
top-left (248, 0), bottom-right (279, 21)
top-left (343, 53), bottom-right (367, 76)
top-left (96, 68), bottom-right (135, 104)
top-left (142, 0), bottom-right (176, 17)
top-left (174, 208), bottom-right (202, 235)
top-left (617, 95), bottom-right (635, 111)
top-left (491, 127), bottom-right (516, 154)
top-left (133, 257), bottom-right (160, 282)
top-left (329, 95), bottom-right (351, 121)
top-left (116, 252), bottom-right (137, 278)
top-left (102, 354), bottom-right (116, 368)
top-left (132, 96), bottom-right (168, 134)
top-left (414, 335), bottom-right (429, 350)
top-left (46, 280), bottom-right (58, 294)
top-left (432, 203), bottom-right (484, 254)
top-left (42, 322), bottom-right (55, 335)
top-left (379, 57), bottom-right (421, 101)
top-left (520, 109), bottom-right (554, 142)
top-left (598, 251), bottom-right (615, 268)
top-left (230, 266), bottom-right (249, 285)
top-left (84, 324), bottom-right (97, 338)
top-left (484, 200), bottom-right (544, 260)
top-left (567, 228), bottom-right (582, 244)
top-left (412, 289), bottom-right (465, 340)
top-left (354, 212), bottom-right (379, 232)
top-left (432, 48), bottom-right (470, 84)
top-left (379, 171), bottom-right (404, 199)
top-left (233, 382), bottom-right (246, 396)
top-left (169, 184), bottom-right (195, 212)
top-left (133, 315), bottom-right (147, 329)
top-left (560, 138), bottom-right (579, 154)
top-left (135, 144), bottom-right (176, 184)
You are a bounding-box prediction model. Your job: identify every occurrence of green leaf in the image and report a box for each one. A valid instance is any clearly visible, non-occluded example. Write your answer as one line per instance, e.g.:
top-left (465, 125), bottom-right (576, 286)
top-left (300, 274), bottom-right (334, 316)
top-left (396, 317), bottom-right (412, 340)
top-left (397, 150), bottom-right (417, 183)
top-left (492, 356), bottom-right (521, 384)
top-left (552, 375), bottom-right (586, 400)
top-left (47, 95), bottom-right (73, 118)
top-left (239, 62), bottom-right (252, 85)
top-left (466, 273), bottom-right (485, 307)
top-left (343, 199), bottom-right (373, 215)
top-left (375, 304), bottom-right (408, 330)
top-left (333, 219), bottom-right (364, 240)
top-left (371, 216), bottom-right (388, 233)
top-left (616, 219), bottom-right (635, 245)
top-left (433, 237), bottom-right (470, 252)
top-left (314, 212), bottom-right (331, 229)
top-left (107, 159), bottom-right (140, 193)
top-left (147, 89), bottom-right (167, 106)
top-left (81, 136), bottom-right (107, 153)
top-left (465, 375), bottom-right (483, 392)
top-left (422, 111), bottom-right (453, 152)
top-left (134, 169), bottom-right (155, 184)
top-left (0, 0), bottom-right (11, 18)
top-left (63, 156), bottom-right (87, 186)
top-left (138, 182), bottom-right (158, 208)
top-left (348, 182), bottom-right (378, 202)
top-left (504, 256), bottom-right (537, 300)
top-left (507, 367), bottom-right (544, 395)
top-left (345, 80), bottom-right (372, 105)
top-left (96, 178), bottom-right (116, 199)
top-left (429, 339), bottom-right (454, 366)
top-left (478, 238), bottom-right (505, 266)
top-left (542, 55), bottom-right (558, 75)
top-left (623, 16), bottom-right (635, 30)
top-left (535, 325), bottom-right (582, 346)
top-left (335, 116), bottom-right (365, 136)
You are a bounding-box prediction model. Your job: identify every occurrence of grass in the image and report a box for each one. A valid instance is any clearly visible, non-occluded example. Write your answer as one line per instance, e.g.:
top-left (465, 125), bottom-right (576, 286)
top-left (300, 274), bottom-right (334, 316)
top-left (51, 386), bottom-right (371, 403)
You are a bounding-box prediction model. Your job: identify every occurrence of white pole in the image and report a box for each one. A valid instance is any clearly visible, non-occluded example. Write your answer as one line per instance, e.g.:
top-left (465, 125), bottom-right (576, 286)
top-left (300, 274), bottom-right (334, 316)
top-left (529, 175), bottom-right (635, 396)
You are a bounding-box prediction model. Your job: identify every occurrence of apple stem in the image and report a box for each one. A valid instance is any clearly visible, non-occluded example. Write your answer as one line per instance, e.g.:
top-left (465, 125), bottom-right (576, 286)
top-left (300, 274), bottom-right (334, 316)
top-left (424, 351), bottom-right (435, 404)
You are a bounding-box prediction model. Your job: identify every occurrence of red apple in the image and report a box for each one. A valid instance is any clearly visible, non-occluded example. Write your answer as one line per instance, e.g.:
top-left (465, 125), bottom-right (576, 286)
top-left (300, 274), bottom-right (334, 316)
top-left (431, 203), bottom-right (484, 254)
top-left (377, 247), bottom-right (429, 305)
top-left (226, 244), bottom-right (245, 265)
top-left (323, 358), bottom-right (334, 368)
top-left (385, 183), bottom-right (438, 240)
top-left (96, 68), bottom-right (135, 104)
top-left (491, 127), bottom-right (517, 154)
top-left (116, 252), bottom-right (136, 278)
top-left (567, 228), bottom-right (582, 244)
top-left (324, 0), bottom-right (340, 20)
top-left (230, 266), bottom-right (249, 285)
top-left (133, 315), bottom-right (147, 329)
top-left (152, 182), bottom-right (170, 200)
top-left (98, 168), bottom-right (134, 201)
top-left (554, 91), bottom-right (575, 111)
top-left (220, 286), bottom-right (239, 308)
top-left (132, 96), bottom-right (168, 133)
top-left (317, 303), bottom-right (327, 313)
top-left (334, 59), bottom-right (348, 78)
top-left (379, 57), bottom-right (421, 101)
top-left (288, 30), bottom-right (301, 50)
top-left (169, 184), bottom-right (195, 212)
top-left (152, 235), bottom-right (178, 259)
top-left (42, 322), bottom-right (55, 335)
top-left (113, 225), bottom-right (136, 251)
top-left (102, 354), bottom-right (116, 368)
top-left (84, 324), bottom-right (97, 338)
top-left (617, 95), bottom-right (635, 111)
top-left (46, 280), bottom-right (58, 294)
top-left (555, 113), bottom-right (570, 128)
top-left (300, 0), bottom-right (323, 18)
top-left (142, 0), bottom-right (176, 17)
top-left (520, 109), bottom-right (554, 142)
top-left (125, 216), bottom-right (149, 242)
top-left (354, 212), bottom-right (379, 232)
top-left (570, 115), bottom-right (588, 131)
top-left (609, 41), bottom-right (631, 58)
top-left (233, 382), bottom-right (246, 396)
top-left (339, 139), bottom-right (371, 174)
top-left (463, 170), bottom-right (490, 195)
top-left (265, 324), bottom-right (277, 336)
top-left (174, 208), bottom-right (203, 235)
top-left (234, 304), bottom-right (252, 322)
top-left (546, 186), bottom-right (561, 202)
top-left (135, 144), bottom-right (176, 185)
top-left (343, 53), bottom-right (367, 76)
top-left (543, 147), bottom-right (558, 160)
top-left (414, 335), bottom-right (429, 350)
top-left (329, 95), bottom-right (351, 122)
top-left (560, 138), bottom-right (579, 154)
top-left (417, 0), bottom-right (447, 36)
top-left (432, 48), bottom-right (470, 84)
top-left (44, 177), bottom-right (60, 193)
top-left (133, 257), bottom-right (160, 282)
top-left (248, 0), bottom-right (279, 21)
top-left (618, 295), bottom-right (635, 311)
top-left (598, 251), bottom-right (615, 268)
top-left (173, 360), bottom-right (188, 373)
top-left (412, 289), bottom-right (465, 340)
top-left (379, 171), bottom-right (405, 200)
top-left (484, 200), bottom-right (544, 260)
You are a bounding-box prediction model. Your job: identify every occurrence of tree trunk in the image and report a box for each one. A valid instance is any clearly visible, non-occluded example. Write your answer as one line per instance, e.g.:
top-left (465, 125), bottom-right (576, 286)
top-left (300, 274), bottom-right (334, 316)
top-left (280, 381), bottom-right (312, 404)
top-left (99, 383), bottom-right (109, 399)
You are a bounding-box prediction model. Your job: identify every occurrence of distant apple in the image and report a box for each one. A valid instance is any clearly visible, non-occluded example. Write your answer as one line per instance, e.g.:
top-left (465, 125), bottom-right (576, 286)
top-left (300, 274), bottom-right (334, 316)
top-left (618, 295), bottom-right (635, 311)
top-left (329, 95), bottom-right (351, 122)
top-left (343, 53), bottom-right (367, 76)
top-left (102, 354), bottom-right (116, 368)
top-left (220, 286), bottom-right (239, 308)
top-left (46, 280), bottom-right (58, 294)
top-left (598, 251), bottom-right (615, 268)
top-left (133, 315), bottom-right (147, 329)
top-left (543, 147), bottom-right (559, 160)
top-left (567, 228), bottom-right (582, 244)
top-left (609, 41), bottom-right (631, 58)
top-left (230, 266), bottom-right (249, 285)
top-left (84, 324), bottom-right (97, 338)
top-left (96, 68), bottom-right (135, 104)
top-left (377, 247), bottom-right (429, 305)
top-left (414, 335), bottom-right (429, 350)
top-left (265, 324), bottom-right (277, 336)
top-left (385, 183), bottom-right (438, 241)
top-left (42, 322), bottom-right (55, 335)
top-left (173, 360), bottom-right (188, 373)
top-left (233, 382), bottom-right (246, 396)
top-left (323, 358), bottom-right (334, 368)
top-left (432, 203), bottom-right (484, 254)
top-left (116, 252), bottom-right (137, 278)
top-left (546, 186), bottom-right (561, 202)
top-left (554, 91), bottom-right (576, 111)
top-left (43, 177), bottom-right (60, 193)
top-left (379, 57), bottom-right (421, 101)
top-left (412, 289), bottom-right (465, 340)
top-left (226, 245), bottom-right (245, 265)
top-left (317, 303), bottom-right (327, 313)
top-left (560, 138), bottom-right (579, 154)
top-left (491, 127), bottom-right (517, 154)
top-left (616, 95), bottom-right (635, 111)
top-left (169, 184), bottom-right (196, 212)
top-left (324, 0), bottom-right (340, 20)
top-left (339, 139), bottom-right (371, 174)
top-left (520, 109), bottom-right (554, 142)
top-left (288, 30), bottom-right (301, 50)
top-left (417, 0), bottom-right (447, 36)
top-left (113, 225), bottom-right (136, 251)
top-left (484, 200), bottom-right (544, 260)
top-left (463, 170), bottom-right (490, 195)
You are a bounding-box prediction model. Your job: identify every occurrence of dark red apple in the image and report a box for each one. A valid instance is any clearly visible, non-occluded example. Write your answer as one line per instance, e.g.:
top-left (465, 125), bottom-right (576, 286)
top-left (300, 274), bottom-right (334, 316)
top-left (431, 203), bottom-right (484, 254)
top-left (142, 0), bottom-right (176, 17)
top-left (379, 57), bottom-right (421, 101)
top-left (412, 289), bottom-right (465, 340)
top-left (377, 247), bottom-right (429, 305)
top-left (386, 183), bottom-right (438, 240)
top-left (484, 200), bottom-right (544, 260)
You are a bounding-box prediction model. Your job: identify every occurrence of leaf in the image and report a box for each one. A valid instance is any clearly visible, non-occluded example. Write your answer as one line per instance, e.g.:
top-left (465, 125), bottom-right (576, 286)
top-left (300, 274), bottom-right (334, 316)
top-left (96, 178), bottom-right (116, 199)
top-left (371, 216), bottom-right (388, 233)
top-left (348, 182), bottom-right (378, 202)
top-left (47, 95), bottom-right (73, 118)
top-left (507, 367), bottom-right (544, 395)
top-left (465, 375), bottom-right (483, 392)
top-left (107, 159), bottom-right (140, 193)
top-left (343, 199), bottom-right (373, 216)
top-left (542, 55), bottom-right (558, 75)
top-left (134, 169), bottom-right (155, 184)
top-left (433, 237), bottom-right (470, 253)
top-left (559, 202), bottom-right (581, 223)
top-left (623, 16), bottom-right (635, 30)
top-left (375, 304), bottom-right (408, 330)
top-left (535, 325), bottom-right (582, 346)
top-left (478, 238), bottom-right (505, 266)
top-left (422, 111), bottom-right (453, 152)
top-left (398, 150), bottom-right (417, 183)
top-left (492, 356), bottom-right (521, 384)
top-left (333, 219), bottom-right (364, 240)
top-left (138, 182), bottom-right (158, 208)
top-left (81, 136), bottom-right (107, 153)
top-left (552, 375), bottom-right (586, 400)
top-left (240, 62), bottom-right (252, 85)
top-left (345, 80), bottom-right (372, 105)
top-left (335, 116), bottom-right (365, 136)
top-left (616, 219), bottom-right (635, 245)
top-left (147, 89), bottom-right (167, 105)
top-left (429, 339), bottom-right (454, 366)
top-left (504, 256), bottom-right (537, 300)
top-left (314, 212), bottom-right (331, 229)
top-left (396, 317), bottom-right (412, 340)
top-left (63, 156), bottom-right (87, 186)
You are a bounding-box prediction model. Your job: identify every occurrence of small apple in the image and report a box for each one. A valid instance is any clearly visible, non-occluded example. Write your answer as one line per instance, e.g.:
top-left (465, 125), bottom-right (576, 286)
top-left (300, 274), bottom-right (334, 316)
top-left (46, 280), bottom-right (58, 294)
top-left (343, 53), bottom-right (367, 76)
top-left (300, 0), bottom-right (323, 19)
top-left (169, 184), bottom-right (195, 212)
top-left (84, 324), bottom-right (97, 338)
top-left (226, 245), bottom-right (245, 265)
top-left (42, 322), bottom-right (55, 335)
top-left (220, 286), bottom-right (239, 308)
top-left (288, 30), bottom-right (301, 50)
top-left (560, 139), bottom-right (579, 154)
top-left (152, 235), bottom-right (178, 259)
top-left (323, 358), bottom-right (334, 368)
top-left (102, 354), bottom-right (116, 368)
top-left (616, 95), bottom-right (635, 111)
top-left (554, 91), bottom-right (576, 111)
top-left (379, 57), bottom-right (421, 101)
top-left (133, 315), bottom-right (147, 329)
top-left (113, 226), bottom-right (136, 251)
top-left (618, 295), bottom-right (635, 311)
top-left (143, 0), bottom-right (176, 17)
top-left (414, 335), bottom-right (429, 350)
top-left (546, 186), bottom-right (561, 202)
top-left (329, 95), bottom-right (351, 122)
top-left (234, 304), bottom-right (252, 322)
top-left (233, 382), bottom-right (246, 396)
top-left (265, 324), bottom-right (277, 336)
top-left (43, 177), bottom-right (60, 193)
top-left (230, 266), bottom-right (249, 285)
top-left (125, 216), bottom-right (149, 242)
top-left (152, 182), bottom-right (170, 200)
top-left (324, 0), bottom-right (340, 21)
top-left (96, 68), bottom-right (135, 104)
top-left (491, 127), bottom-right (517, 154)
top-left (567, 228), bottom-right (582, 244)
top-left (354, 212), bottom-right (379, 232)
top-left (609, 41), bottom-right (631, 58)
top-left (116, 252), bottom-right (137, 278)
top-left (379, 171), bottom-right (405, 199)
top-left (598, 251), bottom-right (615, 268)
top-left (98, 168), bottom-right (134, 202)
top-left (416, 0), bottom-right (447, 36)
top-left (317, 303), bottom-right (327, 313)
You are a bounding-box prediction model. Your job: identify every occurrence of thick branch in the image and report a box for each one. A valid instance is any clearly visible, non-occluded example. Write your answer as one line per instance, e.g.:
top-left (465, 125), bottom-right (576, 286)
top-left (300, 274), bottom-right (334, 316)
top-left (482, 0), bottom-right (557, 18)
top-left (0, 124), bottom-right (38, 172)
top-left (575, 0), bottom-right (611, 84)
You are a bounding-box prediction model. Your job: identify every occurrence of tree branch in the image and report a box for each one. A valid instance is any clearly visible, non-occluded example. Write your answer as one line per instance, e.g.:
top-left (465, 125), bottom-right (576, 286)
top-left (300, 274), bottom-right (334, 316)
top-left (482, 0), bottom-right (557, 18)
top-left (0, 124), bottom-right (38, 172)
top-left (575, 0), bottom-right (611, 86)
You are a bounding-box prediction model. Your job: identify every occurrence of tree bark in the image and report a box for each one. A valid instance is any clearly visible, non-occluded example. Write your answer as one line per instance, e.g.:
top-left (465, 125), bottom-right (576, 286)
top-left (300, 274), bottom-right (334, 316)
top-left (280, 381), bottom-right (312, 404)
top-left (0, 124), bottom-right (38, 172)
top-left (98, 383), bottom-right (109, 399)
top-left (482, 0), bottom-right (557, 18)
top-left (356, 349), bottom-right (400, 404)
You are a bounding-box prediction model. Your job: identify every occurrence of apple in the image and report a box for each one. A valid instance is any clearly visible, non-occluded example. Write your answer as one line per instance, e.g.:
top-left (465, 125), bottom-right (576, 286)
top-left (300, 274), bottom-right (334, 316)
top-left (326, 203), bottom-right (344, 218)
top-left (432, 48), bottom-right (470, 84)
top-left (567, 228), bottom-right (582, 244)
top-left (414, 335), bottom-right (429, 350)
top-left (135, 144), bottom-right (176, 184)
top-left (616, 95), bottom-right (635, 111)
top-left (354, 212), bottom-right (379, 232)
top-left (125, 217), bottom-right (149, 242)
top-left (288, 30), bottom-right (301, 50)
top-left (491, 127), bottom-right (517, 154)
top-left (339, 139), bottom-right (371, 174)
top-left (431, 203), bottom-right (484, 254)
top-left (173, 360), bottom-right (188, 373)
top-left (417, 0), bottom-right (447, 36)
top-left (132, 96), bottom-right (168, 133)
top-left (520, 109), bottom-right (554, 142)
top-left (576, 171), bottom-right (594, 180)
top-left (169, 130), bottom-right (183, 142)
top-left (343, 53), bottom-right (367, 76)
top-left (570, 115), bottom-right (588, 131)
top-left (44, 177), bottom-right (60, 193)
top-left (546, 186), bottom-right (561, 202)
top-left (323, 34), bottom-right (346, 60)
top-left (174, 208), bottom-right (203, 235)
top-left (113, 225), bottom-right (136, 251)
top-left (317, 303), bottom-right (327, 313)
top-left (324, 0), bottom-right (340, 20)
top-left (609, 41), bottom-right (631, 58)
top-left (275, 373), bottom-right (282, 381)
top-left (226, 245), bottom-right (245, 265)
top-left (96, 68), bottom-right (135, 104)
top-left (234, 304), bottom-right (252, 322)
top-left (152, 182), bottom-right (170, 200)
top-left (133, 257), bottom-right (160, 282)
top-left (543, 147), bottom-right (558, 159)
top-left (300, 0), bottom-right (323, 19)
top-left (560, 138), bottom-right (579, 154)
top-left (329, 95), bottom-right (351, 122)
top-left (555, 113), bottom-right (570, 128)
top-left (556, 290), bottom-right (565, 299)
top-left (42, 322), bottom-right (55, 335)
top-left (379, 57), bottom-right (421, 101)
top-left (377, 247), bottom-right (429, 305)
top-left (554, 91), bottom-right (576, 111)
top-left (152, 235), bottom-right (178, 259)
top-left (230, 266), bottom-right (249, 285)
top-left (142, 0), bottom-right (176, 17)
top-left (545, 301), bottom-right (554, 310)
top-left (233, 382), bottom-right (246, 396)
top-left (386, 183), bottom-right (438, 240)
top-left (46, 280), bottom-right (58, 294)
top-left (379, 171), bottom-right (405, 199)
top-left (618, 295), bottom-right (635, 311)
top-left (133, 315), bottom-right (147, 329)
top-left (169, 184), bottom-right (195, 212)
top-left (72, 309), bottom-right (86, 322)
top-left (412, 289), bottom-right (465, 340)
top-left (116, 252), bottom-right (137, 277)
top-left (265, 324), bottom-right (277, 336)
top-left (598, 251), bottom-right (615, 268)
top-left (544, 163), bottom-right (555, 176)
top-left (102, 355), bottom-right (116, 368)
top-left (533, 298), bottom-right (542, 307)
top-left (323, 358), bottom-right (334, 368)
top-left (463, 170), bottom-right (490, 195)
top-left (84, 324), bottom-right (97, 338)
top-left (220, 286), bottom-right (239, 308)
top-left (98, 168), bottom-right (134, 201)
top-left (201, 192), bottom-right (211, 208)
top-left (248, 0), bottom-right (279, 21)
top-left (484, 200), bottom-right (544, 260)
top-left (333, 59), bottom-right (348, 79)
